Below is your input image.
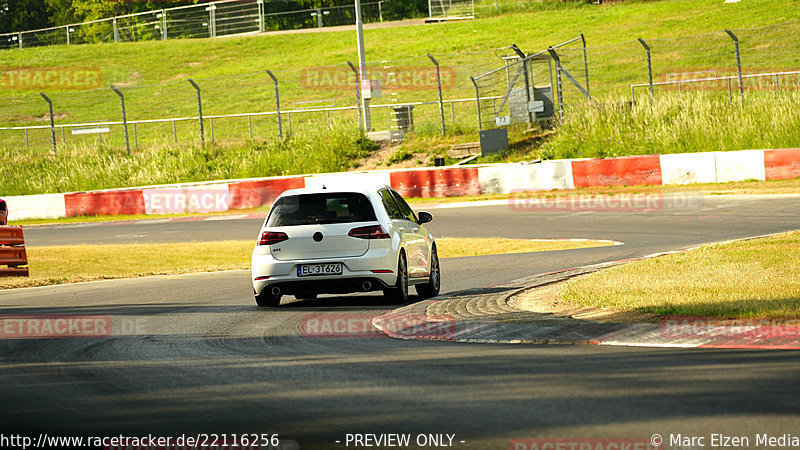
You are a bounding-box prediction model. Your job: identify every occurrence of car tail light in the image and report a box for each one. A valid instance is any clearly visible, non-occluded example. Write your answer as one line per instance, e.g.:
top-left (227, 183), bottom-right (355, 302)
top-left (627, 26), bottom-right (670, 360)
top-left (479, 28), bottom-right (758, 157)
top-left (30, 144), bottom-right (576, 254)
top-left (258, 231), bottom-right (288, 245)
top-left (370, 270), bottom-right (392, 273)
top-left (349, 225), bottom-right (390, 239)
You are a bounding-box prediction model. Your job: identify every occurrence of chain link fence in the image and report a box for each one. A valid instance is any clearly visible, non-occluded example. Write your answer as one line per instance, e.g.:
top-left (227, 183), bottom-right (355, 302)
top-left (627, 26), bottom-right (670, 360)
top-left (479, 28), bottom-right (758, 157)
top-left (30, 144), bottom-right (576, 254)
top-left (0, 46), bottom-right (510, 154)
top-left (471, 19), bottom-right (800, 129)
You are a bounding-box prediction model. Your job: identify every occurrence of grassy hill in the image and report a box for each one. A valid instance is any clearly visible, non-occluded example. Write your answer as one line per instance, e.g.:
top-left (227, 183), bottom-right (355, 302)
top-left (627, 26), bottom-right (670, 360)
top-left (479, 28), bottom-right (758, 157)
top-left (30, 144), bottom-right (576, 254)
top-left (1, 0), bottom-right (800, 196)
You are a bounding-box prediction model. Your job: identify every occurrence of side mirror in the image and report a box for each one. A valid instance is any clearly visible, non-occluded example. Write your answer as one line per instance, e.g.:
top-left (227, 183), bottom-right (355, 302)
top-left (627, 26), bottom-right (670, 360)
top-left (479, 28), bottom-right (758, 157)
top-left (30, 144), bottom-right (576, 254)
top-left (417, 211), bottom-right (433, 224)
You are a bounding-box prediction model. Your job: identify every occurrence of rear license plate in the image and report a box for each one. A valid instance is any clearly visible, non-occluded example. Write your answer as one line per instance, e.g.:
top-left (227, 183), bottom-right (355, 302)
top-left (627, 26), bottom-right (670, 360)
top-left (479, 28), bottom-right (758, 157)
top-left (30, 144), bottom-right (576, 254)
top-left (298, 263), bottom-right (343, 277)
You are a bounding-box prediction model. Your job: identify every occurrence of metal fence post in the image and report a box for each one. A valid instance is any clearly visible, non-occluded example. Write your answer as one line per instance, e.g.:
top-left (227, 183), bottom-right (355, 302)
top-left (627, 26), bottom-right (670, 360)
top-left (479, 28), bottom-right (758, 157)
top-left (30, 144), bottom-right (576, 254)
top-left (187, 79), bottom-right (205, 146)
top-left (725, 29), bottom-right (745, 106)
top-left (512, 44), bottom-right (533, 124)
top-left (266, 70), bottom-right (282, 139)
top-left (548, 47), bottom-right (564, 120)
top-left (39, 93), bottom-right (57, 156)
top-left (113, 18), bottom-right (120, 42)
top-left (18, 32), bottom-right (22, 49)
top-left (470, 77), bottom-right (482, 132)
top-left (161, 10), bottom-right (168, 40)
top-left (638, 38), bottom-right (653, 102)
top-left (111, 86), bottom-right (131, 155)
top-left (65, 26), bottom-right (70, 45)
top-left (257, 0), bottom-right (265, 32)
top-left (347, 61), bottom-right (364, 133)
top-left (427, 54), bottom-right (446, 136)
top-left (208, 3), bottom-right (217, 38)
top-left (581, 33), bottom-right (590, 97)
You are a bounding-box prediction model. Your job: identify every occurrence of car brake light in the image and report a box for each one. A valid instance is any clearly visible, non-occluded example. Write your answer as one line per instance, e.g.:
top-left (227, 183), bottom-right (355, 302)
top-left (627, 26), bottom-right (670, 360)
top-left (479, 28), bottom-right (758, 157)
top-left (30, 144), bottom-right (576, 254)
top-left (258, 231), bottom-right (288, 245)
top-left (348, 225), bottom-right (390, 239)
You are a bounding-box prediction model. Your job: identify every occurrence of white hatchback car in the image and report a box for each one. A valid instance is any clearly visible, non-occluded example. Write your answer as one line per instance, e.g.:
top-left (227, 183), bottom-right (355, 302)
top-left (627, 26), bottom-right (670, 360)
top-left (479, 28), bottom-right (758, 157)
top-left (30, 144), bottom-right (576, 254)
top-left (251, 186), bottom-right (440, 307)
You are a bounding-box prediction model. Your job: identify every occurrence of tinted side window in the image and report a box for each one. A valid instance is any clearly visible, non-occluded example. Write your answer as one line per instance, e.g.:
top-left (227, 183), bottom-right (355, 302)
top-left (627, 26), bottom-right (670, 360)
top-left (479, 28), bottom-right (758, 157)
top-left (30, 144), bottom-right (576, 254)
top-left (390, 190), bottom-right (417, 222)
top-left (379, 190), bottom-right (404, 220)
top-left (267, 193), bottom-right (376, 226)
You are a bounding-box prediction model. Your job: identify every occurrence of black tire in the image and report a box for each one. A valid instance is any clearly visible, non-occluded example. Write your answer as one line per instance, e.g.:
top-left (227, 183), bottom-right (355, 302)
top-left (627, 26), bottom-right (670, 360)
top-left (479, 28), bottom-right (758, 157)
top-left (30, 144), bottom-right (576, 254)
top-left (384, 253), bottom-right (408, 304)
top-left (415, 247), bottom-right (440, 299)
top-left (255, 289), bottom-right (282, 307)
top-left (294, 292), bottom-right (318, 300)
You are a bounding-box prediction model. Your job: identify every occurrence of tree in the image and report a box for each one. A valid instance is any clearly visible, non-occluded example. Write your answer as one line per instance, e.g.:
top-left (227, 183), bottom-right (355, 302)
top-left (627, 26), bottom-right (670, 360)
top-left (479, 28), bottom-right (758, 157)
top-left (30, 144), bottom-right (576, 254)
top-left (0, 0), bottom-right (49, 33)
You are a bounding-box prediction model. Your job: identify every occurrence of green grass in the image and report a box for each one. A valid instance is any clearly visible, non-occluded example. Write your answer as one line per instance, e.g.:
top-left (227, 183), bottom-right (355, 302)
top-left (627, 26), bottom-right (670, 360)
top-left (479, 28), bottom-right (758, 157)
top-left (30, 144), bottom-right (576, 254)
top-left (538, 93), bottom-right (800, 160)
top-left (2, 124), bottom-right (377, 195)
top-left (1, 0), bottom-right (800, 194)
top-left (2, 0), bottom-right (798, 126)
top-left (561, 231), bottom-right (800, 319)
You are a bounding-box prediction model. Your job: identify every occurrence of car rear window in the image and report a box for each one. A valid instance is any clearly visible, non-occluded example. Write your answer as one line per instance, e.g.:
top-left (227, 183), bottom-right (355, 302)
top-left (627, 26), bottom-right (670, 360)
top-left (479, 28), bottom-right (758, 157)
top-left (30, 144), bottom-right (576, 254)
top-left (267, 193), bottom-right (377, 226)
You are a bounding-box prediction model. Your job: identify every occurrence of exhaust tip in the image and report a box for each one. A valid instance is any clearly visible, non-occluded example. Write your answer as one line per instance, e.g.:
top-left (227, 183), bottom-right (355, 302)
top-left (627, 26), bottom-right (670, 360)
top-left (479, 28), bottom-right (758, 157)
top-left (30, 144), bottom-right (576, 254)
top-left (362, 281), bottom-right (372, 291)
top-left (271, 287), bottom-right (281, 296)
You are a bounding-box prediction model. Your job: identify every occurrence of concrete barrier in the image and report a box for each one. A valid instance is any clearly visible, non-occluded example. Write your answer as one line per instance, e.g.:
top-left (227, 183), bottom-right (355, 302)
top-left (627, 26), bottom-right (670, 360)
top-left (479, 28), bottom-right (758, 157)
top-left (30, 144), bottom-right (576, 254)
top-left (64, 190), bottom-right (145, 217)
top-left (5, 194), bottom-right (66, 221)
top-left (715, 149), bottom-right (766, 182)
top-left (305, 172), bottom-right (390, 191)
top-left (571, 155), bottom-right (662, 188)
top-left (478, 160), bottom-right (574, 194)
top-left (390, 167), bottom-right (481, 198)
top-left (764, 148), bottom-right (800, 181)
top-left (659, 153), bottom-right (717, 185)
top-left (229, 177), bottom-right (306, 210)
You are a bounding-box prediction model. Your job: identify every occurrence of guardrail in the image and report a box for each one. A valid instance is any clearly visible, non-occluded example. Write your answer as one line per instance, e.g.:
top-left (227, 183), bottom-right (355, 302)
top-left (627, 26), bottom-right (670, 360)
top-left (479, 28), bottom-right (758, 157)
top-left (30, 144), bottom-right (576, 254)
top-left (0, 226), bottom-right (29, 277)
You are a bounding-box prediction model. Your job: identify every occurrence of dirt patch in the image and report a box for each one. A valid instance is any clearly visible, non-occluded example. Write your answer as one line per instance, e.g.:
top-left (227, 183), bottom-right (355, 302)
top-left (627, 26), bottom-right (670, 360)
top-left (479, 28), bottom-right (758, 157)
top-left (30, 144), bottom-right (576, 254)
top-left (509, 281), bottom-right (660, 324)
top-left (162, 73), bottom-right (189, 83)
top-left (19, 112), bottom-right (68, 122)
top-left (351, 142), bottom-right (432, 171)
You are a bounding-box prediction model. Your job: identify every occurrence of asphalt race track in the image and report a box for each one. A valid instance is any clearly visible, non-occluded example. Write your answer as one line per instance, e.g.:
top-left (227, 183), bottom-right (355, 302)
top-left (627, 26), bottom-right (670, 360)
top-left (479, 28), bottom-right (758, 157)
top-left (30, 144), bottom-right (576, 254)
top-left (2, 194), bottom-right (800, 449)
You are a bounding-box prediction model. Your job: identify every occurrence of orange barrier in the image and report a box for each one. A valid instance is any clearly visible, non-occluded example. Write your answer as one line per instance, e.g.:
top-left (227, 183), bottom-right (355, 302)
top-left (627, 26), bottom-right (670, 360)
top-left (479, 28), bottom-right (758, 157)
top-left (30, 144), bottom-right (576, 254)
top-left (764, 148), bottom-right (800, 181)
top-left (571, 155), bottom-right (662, 188)
top-left (228, 177), bottom-right (306, 210)
top-left (390, 168), bottom-right (481, 198)
top-left (0, 226), bottom-right (29, 277)
top-left (64, 190), bottom-right (145, 217)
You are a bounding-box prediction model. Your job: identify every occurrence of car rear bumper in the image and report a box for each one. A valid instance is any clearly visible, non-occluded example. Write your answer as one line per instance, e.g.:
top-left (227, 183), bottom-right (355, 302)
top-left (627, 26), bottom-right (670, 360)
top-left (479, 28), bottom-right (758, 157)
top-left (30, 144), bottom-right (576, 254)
top-left (251, 247), bottom-right (397, 296)
top-left (255, 277), bottom-right (392, 296)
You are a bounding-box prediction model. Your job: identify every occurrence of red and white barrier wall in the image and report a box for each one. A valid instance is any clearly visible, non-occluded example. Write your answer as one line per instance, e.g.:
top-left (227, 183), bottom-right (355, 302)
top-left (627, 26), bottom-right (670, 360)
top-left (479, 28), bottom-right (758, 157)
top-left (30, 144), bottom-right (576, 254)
top-left (5, 148), bottom-right (800, 221)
